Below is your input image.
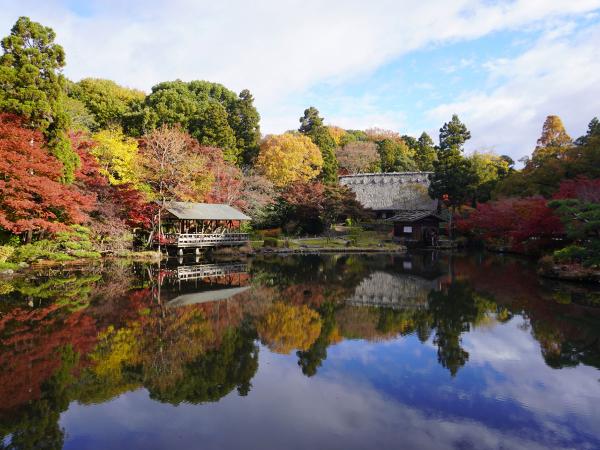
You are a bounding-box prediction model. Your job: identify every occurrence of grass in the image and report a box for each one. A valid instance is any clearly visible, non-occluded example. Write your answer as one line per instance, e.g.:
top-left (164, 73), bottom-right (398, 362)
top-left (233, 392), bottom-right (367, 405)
top-left (251, 230), bottom-right (399, 250)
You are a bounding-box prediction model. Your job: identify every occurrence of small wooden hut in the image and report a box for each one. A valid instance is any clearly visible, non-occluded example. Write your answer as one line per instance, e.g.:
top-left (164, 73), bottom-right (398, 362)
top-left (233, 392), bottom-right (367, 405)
top-left (156, 202), bottom-right (251, 253)
top-left (387, 210), bottom-right (445, 246)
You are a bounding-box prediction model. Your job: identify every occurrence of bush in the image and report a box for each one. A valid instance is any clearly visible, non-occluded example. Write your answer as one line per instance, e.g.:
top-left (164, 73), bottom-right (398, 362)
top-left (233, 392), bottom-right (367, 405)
top-left (263, 237), bottom-right (279, 248)
top-left (0, 246), bottom-right (15, 263)
top-left (553, 245), bottom-right (586, 264)
top-left (258, 228), bottom-right (282, 238)
top-left (71, 250), bottom-right (101, 259)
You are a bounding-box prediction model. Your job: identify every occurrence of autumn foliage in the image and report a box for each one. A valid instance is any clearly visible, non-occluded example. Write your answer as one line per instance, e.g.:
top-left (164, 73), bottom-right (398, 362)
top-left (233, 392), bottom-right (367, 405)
top-left (0, 114), bottom-right (93, 236)
top-left (457, 197), bottom-right (564, 252)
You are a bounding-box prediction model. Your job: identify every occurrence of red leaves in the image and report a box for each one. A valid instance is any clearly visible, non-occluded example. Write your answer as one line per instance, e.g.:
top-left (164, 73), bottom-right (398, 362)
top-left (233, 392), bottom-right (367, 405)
top-left (553, 177), bottom-right (600, 203)
top-left (457, 197), bottom-right (563, 249)
top-left (0, 114), bottom-right (94, 235)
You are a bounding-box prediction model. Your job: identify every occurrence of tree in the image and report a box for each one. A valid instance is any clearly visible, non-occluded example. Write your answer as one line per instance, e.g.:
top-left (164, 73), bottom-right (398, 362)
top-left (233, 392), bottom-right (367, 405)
top-left (467, 152), bottom-right (510, 204)
top-left (378, 138), bottom-right (416, 172)
top-left (327, 126), bottom-right (347, 146)
top-left (190, 100), bottom-right (238, 162)
top-left (0, 114), bottom-right (93, 240)
top-left (298, 107), bottom-right (338, 183)
top-left (255, 133), bottom-right (323, 187)
top-left (90, 128), bottom-right (141, 187)
top-left (336, 141), bottom-right (380, 174)
top-left (529, 115), bottom-right (572, 169)
top-left (415, 132), bottom-right (437, 171)
top-left (69, 78), bottom-right (145, 130)
top-left (429, 115), bottom-right (475, 237)
top-left (127, 80), bottom-right (260, 167)
top-left (0, 16), bottom-right (79, 182)
top-left (457, 197), bottom-right (564, 253)
top-left (139, 125), bottom-right (210, 203)
top-left (575, 117), bottom-right (600, 146)
top-left (231, 89), bottom-right (261, 165)
top-left (365, 127), bottom-right (402, 142)
top-left (298, 106), bottom-right (324, 134)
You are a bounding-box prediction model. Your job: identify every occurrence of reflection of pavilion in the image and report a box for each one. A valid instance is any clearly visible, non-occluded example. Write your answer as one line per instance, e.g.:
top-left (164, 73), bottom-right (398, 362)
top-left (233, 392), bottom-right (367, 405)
top-left (346, 271), bottom-right (440, 310)
top-left (158, 262), bottom-right (250, 308)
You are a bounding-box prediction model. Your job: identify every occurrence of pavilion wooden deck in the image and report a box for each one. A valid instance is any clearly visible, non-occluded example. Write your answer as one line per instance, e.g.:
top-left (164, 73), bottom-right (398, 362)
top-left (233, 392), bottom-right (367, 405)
top-left (159, 232), bottom-right (250, 248)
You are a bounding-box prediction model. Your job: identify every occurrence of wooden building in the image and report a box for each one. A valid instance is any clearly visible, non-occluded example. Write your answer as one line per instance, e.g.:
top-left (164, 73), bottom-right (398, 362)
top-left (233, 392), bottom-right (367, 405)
top-left (387, 210), bottom-right (445, 246)
top-left (156, 202), bottom-right (251, 254)
top-left (339, 172), bottom-right (447, 246)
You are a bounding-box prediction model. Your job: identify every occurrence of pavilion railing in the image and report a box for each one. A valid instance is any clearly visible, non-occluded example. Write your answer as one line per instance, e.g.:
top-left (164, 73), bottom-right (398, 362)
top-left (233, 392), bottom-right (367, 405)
top-left (158, 232), bottom-right (249, 247)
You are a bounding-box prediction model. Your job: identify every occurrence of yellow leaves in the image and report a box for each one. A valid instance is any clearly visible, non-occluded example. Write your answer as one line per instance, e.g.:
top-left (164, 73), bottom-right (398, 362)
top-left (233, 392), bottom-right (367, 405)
top-left (90, 324), bottom-right (142, 380)
top-left (91, 128), bottom-right (141, 187)
top-left (257, 302), bottom-right (322, 354)
top-left (256, 133), bottom-right (323, 187)
top-left (327, 126), bottom-right (347, 146)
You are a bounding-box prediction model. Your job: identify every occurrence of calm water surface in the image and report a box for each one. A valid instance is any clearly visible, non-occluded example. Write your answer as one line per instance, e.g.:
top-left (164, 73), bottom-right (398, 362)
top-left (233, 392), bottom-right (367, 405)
top-left (1, 251), bottom-right (600, 450)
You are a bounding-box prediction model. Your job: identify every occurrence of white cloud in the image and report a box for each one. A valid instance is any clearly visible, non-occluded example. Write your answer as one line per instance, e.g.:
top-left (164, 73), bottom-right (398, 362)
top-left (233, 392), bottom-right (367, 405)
top-left (428, 21), bottom-right (600, 159)
top-left (1, 0), bottom-right (599, 143)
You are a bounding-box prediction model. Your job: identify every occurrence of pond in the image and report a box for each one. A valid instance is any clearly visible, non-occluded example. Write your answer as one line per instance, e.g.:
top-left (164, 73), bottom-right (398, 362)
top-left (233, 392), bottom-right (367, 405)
top-left (1, 251), bottom-right (599, 450)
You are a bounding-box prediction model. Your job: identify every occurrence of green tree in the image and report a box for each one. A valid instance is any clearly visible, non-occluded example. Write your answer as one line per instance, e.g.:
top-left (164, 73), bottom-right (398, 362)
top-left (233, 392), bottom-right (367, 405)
top-left (429, 115), bottom-right (475, 237)
top-left (299, 107), bottom-right (338, 183)
top-left (415, 132), bottom-right (437, 171)
top-left (575, 117), bottom-right (600, 146)
top-left (190, 100), bottom-right (237, 162)
top-left (69, 78), bottom-right (145, 130)
top-left (231, 89), bottom-right (261, 165)
top-left (128, 80), bottom-right (260, 167)
top-left (378, 138), bottom-right (416, 172)
top-left (0, 16), bottom-right (79, 182)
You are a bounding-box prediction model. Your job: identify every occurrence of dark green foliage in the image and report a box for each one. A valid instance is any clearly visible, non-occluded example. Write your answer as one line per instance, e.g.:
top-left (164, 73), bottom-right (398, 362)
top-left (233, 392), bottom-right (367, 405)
top-left (439, 114), bottom-right (471, 151)
top-left (0, 16), bottom-right (79, 182)
top-left (126, 80), bottom-right (260, 166)
top-left (549, 199), bottom-right (600, 267)
top-left (297, 302), bottom-right (336, 377)
top-left (298, 107), bottom-right (338, 183)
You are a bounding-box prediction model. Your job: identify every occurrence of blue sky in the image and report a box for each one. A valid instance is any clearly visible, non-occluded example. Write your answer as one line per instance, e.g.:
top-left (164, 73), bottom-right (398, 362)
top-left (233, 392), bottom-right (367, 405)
top-left (2, 0), bottom-right (600, 160)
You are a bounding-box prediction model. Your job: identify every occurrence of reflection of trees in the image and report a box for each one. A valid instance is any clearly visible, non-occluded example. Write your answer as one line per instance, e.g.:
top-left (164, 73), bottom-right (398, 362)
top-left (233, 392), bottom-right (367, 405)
top-left (0, 346), bottom-right (78, 450)
top-left (149, 322), bottom-right (259, 404)
top-left (297, 302), bottom-right (340, 377)
top-left (258, 302), bottom-right (322, 354)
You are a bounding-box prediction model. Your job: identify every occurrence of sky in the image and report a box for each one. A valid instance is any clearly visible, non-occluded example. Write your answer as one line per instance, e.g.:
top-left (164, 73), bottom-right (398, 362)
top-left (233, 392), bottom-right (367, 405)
top-left (1, 0), bottom-right (600, 160)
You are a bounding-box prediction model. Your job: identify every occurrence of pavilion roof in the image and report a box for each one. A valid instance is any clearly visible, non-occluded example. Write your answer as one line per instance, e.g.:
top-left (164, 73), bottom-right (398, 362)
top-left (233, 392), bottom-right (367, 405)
top-left (386, 210), bottom-right (445, 223)
top-left (161, 202), bottom-right (251, 221)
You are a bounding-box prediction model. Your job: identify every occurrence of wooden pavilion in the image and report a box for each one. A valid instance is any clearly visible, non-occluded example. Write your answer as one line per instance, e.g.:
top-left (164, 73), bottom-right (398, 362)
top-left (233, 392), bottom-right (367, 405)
top-left (156, 202), bottom-right (251, 253)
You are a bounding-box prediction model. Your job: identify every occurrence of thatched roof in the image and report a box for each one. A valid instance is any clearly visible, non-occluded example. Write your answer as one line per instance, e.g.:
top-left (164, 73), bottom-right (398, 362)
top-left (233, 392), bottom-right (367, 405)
top-left (161, 202), bottom-right (251, 221)
top-left (339, 172), bottom-right (437, 211)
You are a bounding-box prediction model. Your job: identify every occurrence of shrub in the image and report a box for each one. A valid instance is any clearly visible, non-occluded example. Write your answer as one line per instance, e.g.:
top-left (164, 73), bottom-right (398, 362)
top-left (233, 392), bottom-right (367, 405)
top-left (263, 237), bottom-right (279, 248)
top-left (553, 245), bottom-right (586, 264)
top-left (0, 246), bottom-right (14, 263)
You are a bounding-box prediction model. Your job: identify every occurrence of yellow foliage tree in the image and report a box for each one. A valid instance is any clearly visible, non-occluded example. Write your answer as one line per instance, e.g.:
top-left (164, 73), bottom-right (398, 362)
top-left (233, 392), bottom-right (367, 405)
top-left (256, 133), bottom-right (323, 187)
top-left (257, 302), bottom-right (322, 354)
top-left (91, 128), bottom-right (141, 187)
top-left (327, 126), bottom-right (347, 146)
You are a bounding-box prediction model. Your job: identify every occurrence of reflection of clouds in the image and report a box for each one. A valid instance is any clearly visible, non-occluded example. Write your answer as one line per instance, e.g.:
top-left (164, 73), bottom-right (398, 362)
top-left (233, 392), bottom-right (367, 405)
top-left (61, 343), bottom-right (597, 450)
top-left (463, 317), bottom-right (600, 433)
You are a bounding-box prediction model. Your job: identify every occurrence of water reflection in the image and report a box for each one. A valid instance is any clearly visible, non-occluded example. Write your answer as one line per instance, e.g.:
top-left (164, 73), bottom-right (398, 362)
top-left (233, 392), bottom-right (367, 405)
top-left (1, 252), bottom-right (599, 449)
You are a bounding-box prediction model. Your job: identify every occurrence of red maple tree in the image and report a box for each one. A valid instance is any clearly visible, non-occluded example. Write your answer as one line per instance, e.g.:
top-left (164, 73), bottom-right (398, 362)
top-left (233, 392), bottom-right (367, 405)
top-left (0, 114), bottom-right (94, 238)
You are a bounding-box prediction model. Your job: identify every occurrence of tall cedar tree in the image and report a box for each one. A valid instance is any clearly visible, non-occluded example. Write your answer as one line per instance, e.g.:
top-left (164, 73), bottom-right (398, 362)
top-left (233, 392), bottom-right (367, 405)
top-left (429, 114), bottom-right (475, 237)
top-left (299, 107), bottom-right (338, 183)
top-left (0, 17), bottom-right (79, 182)
top-left (0, 114), bottom-right (93, 239)
top-left (528, 115), bottom-right (572, 169)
